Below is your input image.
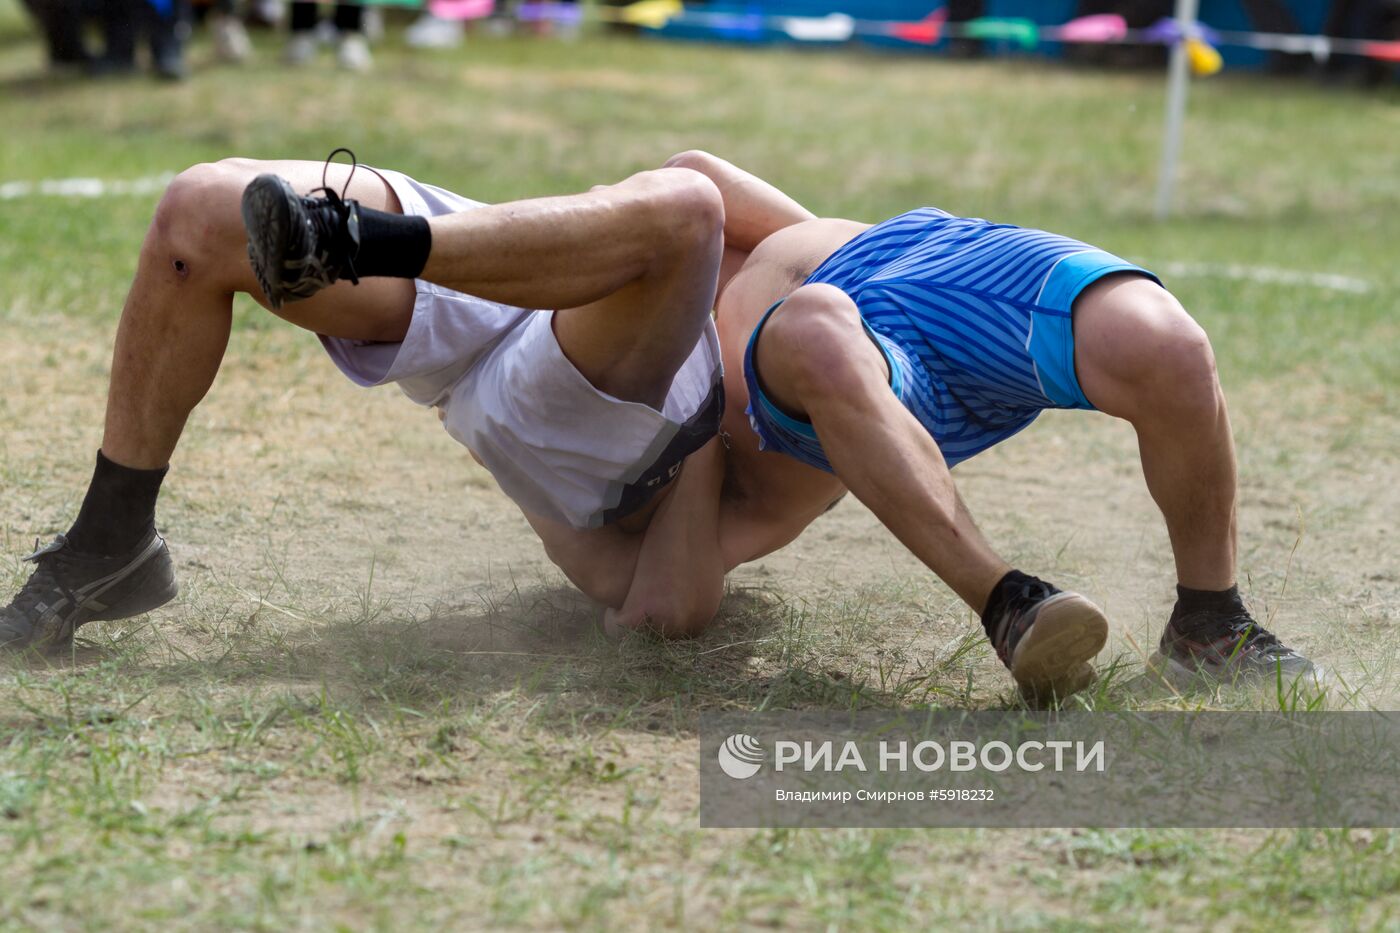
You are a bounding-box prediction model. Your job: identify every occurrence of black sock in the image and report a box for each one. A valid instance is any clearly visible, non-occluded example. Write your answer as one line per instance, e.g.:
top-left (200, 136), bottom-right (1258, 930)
top-left (1170, 583), bottom-right (1242, 624)
top-left (352, 206), bottom-right (431, 279)
top-left (980, 569), bottom-right (1037, 638)
top-left (65, 450), bottom-right (167, 556)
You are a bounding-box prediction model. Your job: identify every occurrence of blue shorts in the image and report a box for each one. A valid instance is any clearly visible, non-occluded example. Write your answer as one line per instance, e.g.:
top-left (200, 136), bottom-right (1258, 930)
top-left (744, 209), bottom-right (1159, 473)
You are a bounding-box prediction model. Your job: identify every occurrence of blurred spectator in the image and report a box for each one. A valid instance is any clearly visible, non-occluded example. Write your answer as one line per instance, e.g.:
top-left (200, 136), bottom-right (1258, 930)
top-left (94, 0), bottom-right (190, 80)
top-left (550, 0), bottom-right (581, 40)
top-left (245, 0), bottom-right (281, 28)
top-left (1240, 0), bottom-right (1308, 74)
top-left (285, 2), bottom-right (372, 71)
top-left (207, 0), bottom-right (252, 63)
top-left (483, 1), bottom-right (514, 36)
top-left (406, 10), bottom-right (465, 49)
top-left (20, 0), bottom-right (91, 71)
top-left (408, 0), bottom-right (582, 46)
top-left (945, 0), bottom-right (986, 59)
top-left (1324, 0), bottom-right (1400, 83)
top-left (518, 0), bottom-right (580, 38)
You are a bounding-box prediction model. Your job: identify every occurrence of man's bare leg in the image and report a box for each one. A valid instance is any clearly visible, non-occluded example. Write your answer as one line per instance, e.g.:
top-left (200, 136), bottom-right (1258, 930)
top-left (1, 159), bottom-right (423, 649)
top-left (108, 158), bottom-right (417, 469)
top-left (247, 165), bottom-right (724, 409)
top-left (416, 168), bottom-right (724, 406)
top-left (1072, 275), bottom-right (1235, 590)
top-left (1072, 275), bottom-right (1316, 681)
top-left (752, 284), bottom-right (1107, 696)
top-left (241, 162), bottom-right (730, 619)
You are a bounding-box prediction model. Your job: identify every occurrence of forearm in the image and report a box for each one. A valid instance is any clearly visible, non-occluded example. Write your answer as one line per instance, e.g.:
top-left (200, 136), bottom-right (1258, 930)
top-left (606, 440), bottom-right (726, 637)
top-left (524, 511), bottom-right (642, 609)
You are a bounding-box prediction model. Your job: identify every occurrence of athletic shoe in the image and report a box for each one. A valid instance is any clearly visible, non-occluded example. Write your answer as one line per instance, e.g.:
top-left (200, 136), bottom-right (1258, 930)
top-left (88, 56), bottom-right (140, 78)
top-left (241, 172), bottom-right (362, 309)
top-left (405, 14), bottom-right (466, 49)
top-left (152, 50), bottom-right (187, 82)
top-left (362, 8), bottom-right (385, 43)
top-left (283, 32), bottom-right (317, 66)
top-left (1151, 604), bottom-right (1319, 686)
top-left (984, 575), bottom-right (1109, 699)
top-left (211, 14), bottom-right (252, 63)
top-left (336, 33), bottom-right (373, 73)
top-left (0, 532), bottom-right (177, 650)
top-left (247, 0), bottom-right (282, 28)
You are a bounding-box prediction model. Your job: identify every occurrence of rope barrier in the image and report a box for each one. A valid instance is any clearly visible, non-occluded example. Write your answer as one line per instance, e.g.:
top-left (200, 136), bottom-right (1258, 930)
top-left (337, 1), bottom-right (1400, 67)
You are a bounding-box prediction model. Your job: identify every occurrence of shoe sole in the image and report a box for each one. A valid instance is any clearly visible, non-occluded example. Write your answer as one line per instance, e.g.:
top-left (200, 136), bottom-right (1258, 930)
top-left (241, 173), bottom-right (296, 309)
top-left (1146, 649), bottom-right (1328, 692)
top-left (1009, 592), bottom-right (1109, 700)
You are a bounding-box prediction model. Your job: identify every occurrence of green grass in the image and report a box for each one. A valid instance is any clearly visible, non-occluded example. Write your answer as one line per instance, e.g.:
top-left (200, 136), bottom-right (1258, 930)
top-left (2, 8), bottom-right (1399, 930)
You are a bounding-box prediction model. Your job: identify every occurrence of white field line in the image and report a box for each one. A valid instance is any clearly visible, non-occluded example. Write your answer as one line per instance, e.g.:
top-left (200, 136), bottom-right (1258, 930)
top-left (0, 176), bottom-right (1379, 299)
top-left (0, 173), bottom-right (175, 200)
top-left (1146, 260), bottom-right (1374, 295)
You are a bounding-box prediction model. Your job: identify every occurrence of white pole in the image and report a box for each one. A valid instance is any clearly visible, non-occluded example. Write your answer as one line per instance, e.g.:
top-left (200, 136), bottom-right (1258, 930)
top-left (1154, 0), bottom-right (1199, 220)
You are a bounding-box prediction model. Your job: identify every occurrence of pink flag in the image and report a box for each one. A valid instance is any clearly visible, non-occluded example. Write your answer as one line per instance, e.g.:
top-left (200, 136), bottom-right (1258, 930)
top-left (1056, 13), bottom-right (1128, 44)
top-left (1362, 40), bottom-right (1400, 63)
top-left (428, 0), bottom-right (495, 21)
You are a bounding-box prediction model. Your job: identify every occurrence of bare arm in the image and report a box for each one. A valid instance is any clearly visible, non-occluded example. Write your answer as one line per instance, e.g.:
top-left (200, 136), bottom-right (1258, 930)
top-left (663, 150), bottom-right (815, 250)
top-left (522, 440), bottom-right (728, 626)
top-left (662, 150), bottom-right (816, 296)
top-left (523, 511), bottom-right (642, 610)
top-left (603, 438), bottom-right (727, 638)
top-left (521, 154), bottom-right (809, 621)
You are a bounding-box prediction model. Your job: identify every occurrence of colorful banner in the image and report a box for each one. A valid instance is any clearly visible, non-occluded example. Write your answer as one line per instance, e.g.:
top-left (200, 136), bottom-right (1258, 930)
top-left (781, 13), bottom-right (855, 43)
top-left (356, 0), bottom-right (1400, 72)
top-left (1185, 37), bottom-right (1223, 76)
top-left (1052, 14), bottom-right (1128, 45)
top-left (619, 0), bottom-right (684, 29)
top-left (889, 9), bottom-right (946, 45)
top-left (963, 17), bottom-right (1038, 50)
top-left (428, 0), bottom-right (495, 20)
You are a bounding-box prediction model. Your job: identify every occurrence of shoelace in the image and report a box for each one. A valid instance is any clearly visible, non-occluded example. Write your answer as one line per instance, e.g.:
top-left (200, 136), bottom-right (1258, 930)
top-left (320, 146), bottom-right (360, 197)
top-left (300, 147), bottom-right (396, 288)
top-left (1220, 611), bottom-right (1288, 656)
top-left (1179, 606), bottom-right (1289, 658)
top-left (303, 187), bottom-right (361, 286)
top-left (9, 536), bottom-right (81, 619)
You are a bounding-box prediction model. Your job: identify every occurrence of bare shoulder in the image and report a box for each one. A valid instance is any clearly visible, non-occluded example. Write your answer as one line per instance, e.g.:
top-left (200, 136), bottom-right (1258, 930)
top-left (716, 218), bottom-right (869, 350)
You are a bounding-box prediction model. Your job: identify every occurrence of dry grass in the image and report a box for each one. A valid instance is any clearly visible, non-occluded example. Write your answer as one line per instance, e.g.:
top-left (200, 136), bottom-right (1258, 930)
top-left (2, 10), bottom-right (1399, 930)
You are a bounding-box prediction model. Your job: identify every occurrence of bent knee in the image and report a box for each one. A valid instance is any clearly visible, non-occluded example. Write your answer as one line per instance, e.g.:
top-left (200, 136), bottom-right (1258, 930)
top-left (151, 159), bottom-right (260, 264)
top-left (759, 285), bottom-right (880, 397)
top-left (633, 167), bottom-right (725, 250)
top-left (1129, 292), bottom-right (1218, 393)
top-left (1079, 281), bottom-right (1222, 417)
top-left (159, 159), bottom-right (255, 219)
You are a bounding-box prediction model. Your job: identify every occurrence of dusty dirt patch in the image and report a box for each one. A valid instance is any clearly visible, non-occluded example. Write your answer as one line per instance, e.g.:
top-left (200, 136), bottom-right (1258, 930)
top-left (3, 292), bottom-right (1398, 930)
